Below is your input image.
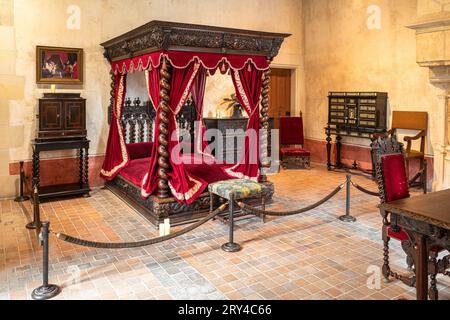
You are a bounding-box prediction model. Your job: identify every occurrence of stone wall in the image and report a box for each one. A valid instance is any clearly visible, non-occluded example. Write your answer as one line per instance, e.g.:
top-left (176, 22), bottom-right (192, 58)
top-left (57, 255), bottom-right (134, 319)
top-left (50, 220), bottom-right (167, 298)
top-left (303, 0), bottom-right (440, 154)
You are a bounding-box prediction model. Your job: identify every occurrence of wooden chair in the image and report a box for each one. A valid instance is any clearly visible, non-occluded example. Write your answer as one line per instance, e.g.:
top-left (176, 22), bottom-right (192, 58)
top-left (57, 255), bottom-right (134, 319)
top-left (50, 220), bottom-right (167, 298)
top-left (373, 136), bottom-right (446, 300)
top-left (386, 111), bottom-right (428, 193)
top-left (279, 113), bottom-right (310, 169)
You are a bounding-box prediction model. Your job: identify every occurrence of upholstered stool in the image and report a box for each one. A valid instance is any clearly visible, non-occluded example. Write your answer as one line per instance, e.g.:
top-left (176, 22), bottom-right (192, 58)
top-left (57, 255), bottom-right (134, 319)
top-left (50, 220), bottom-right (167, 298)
top-left (209, 179), bottom-right (267, 252)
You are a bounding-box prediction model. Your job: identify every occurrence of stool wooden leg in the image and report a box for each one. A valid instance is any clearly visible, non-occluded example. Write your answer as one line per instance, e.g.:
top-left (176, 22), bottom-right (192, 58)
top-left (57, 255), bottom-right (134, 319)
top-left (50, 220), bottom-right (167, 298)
top-left (261, 195), bottom-right (266, 223)
top-left (210, 193), bottom-right (216, 221)
top-left (221, 194), bottom-right (241, 253)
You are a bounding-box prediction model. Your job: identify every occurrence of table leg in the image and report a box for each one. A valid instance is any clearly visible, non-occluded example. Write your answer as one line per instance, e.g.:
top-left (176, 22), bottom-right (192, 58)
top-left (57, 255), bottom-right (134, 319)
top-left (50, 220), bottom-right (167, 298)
top-left (413, 232), bottom-right (428, 300)
top-left (326, 126), bottom-right (332, 171)
top-left (370, 137), bottom-right (376, 178)
top-left (31, 149), bottom-right (36, 198)
top-left (261, 194), bottom-right (266, 223)
top-left (33, 150), bottom-right (40, 190)
top-left (336, 134), bottom-right (342, 168)
top-left (210, 193), bottom-right (216, 221)
top-left (79, 148), bottom-right (84, 188)
top-left (83, 147), bottom-right (90, 197)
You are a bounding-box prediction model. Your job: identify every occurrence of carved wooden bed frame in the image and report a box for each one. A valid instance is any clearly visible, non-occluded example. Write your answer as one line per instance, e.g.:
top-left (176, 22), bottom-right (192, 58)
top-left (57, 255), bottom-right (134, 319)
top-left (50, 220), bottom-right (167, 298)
top-left (101, 21), bottom-right (288, 227)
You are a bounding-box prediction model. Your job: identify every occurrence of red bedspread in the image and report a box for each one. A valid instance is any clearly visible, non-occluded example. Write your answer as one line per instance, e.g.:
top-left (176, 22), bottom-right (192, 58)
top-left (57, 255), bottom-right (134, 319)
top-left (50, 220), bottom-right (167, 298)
top-left (119, 155), bottom-right (233, 188)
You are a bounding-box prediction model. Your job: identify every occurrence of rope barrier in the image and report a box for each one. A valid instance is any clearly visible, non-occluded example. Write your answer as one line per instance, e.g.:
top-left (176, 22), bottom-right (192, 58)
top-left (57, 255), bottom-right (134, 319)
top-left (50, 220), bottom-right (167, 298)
top-left (54, 203), bottom-right (227, 249)
top-left (28, 173), bottom-right (382, 300)
top-left (350, 181), bottom-right (380, 197)
top-left (237, 182), bottom-right (345, 217)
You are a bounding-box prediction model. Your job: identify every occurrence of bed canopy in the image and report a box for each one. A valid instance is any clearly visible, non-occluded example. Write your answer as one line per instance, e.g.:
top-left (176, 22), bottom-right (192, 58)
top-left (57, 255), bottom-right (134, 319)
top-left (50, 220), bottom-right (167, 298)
top-left (100, 21), bottom-right (290, 205)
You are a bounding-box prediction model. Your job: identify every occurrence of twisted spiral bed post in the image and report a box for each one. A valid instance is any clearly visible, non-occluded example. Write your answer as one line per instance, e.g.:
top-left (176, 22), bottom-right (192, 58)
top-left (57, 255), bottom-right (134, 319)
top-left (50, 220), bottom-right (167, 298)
top-left (108, 70), bottom-right (115, 125)
top-left (259, 66), bottom-right (271, 183)
top-left (157, 57), bottom-right (172, 199)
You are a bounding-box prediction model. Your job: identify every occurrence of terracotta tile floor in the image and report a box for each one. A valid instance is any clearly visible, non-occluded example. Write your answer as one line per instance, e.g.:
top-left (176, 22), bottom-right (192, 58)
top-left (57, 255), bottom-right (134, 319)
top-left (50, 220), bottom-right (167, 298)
top-left (1, 165), bottom-right (449, 300)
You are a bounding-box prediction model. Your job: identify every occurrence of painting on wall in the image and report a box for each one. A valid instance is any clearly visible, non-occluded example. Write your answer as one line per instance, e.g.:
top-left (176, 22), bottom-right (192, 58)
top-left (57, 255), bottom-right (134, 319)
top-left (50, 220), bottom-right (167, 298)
top-left (36, 46), bottom-right (83, 84)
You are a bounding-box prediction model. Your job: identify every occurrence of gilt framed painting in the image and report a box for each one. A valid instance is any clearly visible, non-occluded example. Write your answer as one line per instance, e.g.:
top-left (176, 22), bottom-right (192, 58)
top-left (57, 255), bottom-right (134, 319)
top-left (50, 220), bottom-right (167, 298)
top-left (36, 46), bottom-right (83, 84)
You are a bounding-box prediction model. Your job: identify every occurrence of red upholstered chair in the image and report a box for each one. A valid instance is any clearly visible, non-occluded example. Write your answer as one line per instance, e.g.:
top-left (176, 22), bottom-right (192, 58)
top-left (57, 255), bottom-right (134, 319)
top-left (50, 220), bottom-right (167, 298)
top-left (279, 114), bottom-right (310, 169)
top-left (373, 136), bottom-right (445, 300)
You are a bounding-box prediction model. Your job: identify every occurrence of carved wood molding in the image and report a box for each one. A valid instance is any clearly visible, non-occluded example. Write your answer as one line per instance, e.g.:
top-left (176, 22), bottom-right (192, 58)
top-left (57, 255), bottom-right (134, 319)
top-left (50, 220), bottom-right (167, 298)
top-left (101, 20), bottom-right (290, 62)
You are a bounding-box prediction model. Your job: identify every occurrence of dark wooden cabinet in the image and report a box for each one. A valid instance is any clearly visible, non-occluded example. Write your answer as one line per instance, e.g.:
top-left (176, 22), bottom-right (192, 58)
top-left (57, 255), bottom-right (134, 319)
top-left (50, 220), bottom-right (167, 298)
top-left (327, 92), bottom-right (387, 133)
top-left (325, 92), bottom-right (388, 175)
top-left (38, 93), bottom-right (86, 140)
top-left (205, 118), bottom-right (248, 163)
top-left (204, 117), bottom-right (274, 164)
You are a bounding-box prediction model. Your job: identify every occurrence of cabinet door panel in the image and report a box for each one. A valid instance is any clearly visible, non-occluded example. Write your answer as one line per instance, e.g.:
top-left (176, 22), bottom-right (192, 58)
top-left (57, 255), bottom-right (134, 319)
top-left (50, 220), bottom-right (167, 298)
top-left (65, 102), bottom-right (84, 129)
top-left (40, 101), bottom-right (63, 130)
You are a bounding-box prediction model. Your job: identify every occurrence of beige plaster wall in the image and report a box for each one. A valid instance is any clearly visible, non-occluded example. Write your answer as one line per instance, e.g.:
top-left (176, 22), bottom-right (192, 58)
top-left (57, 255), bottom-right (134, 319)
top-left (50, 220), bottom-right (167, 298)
top-left (303, 0), bottom-right (442, 155)
top-left (0, 0), bottom-right (304, 198)
top-left (417, 0), bottom-right (450, 15)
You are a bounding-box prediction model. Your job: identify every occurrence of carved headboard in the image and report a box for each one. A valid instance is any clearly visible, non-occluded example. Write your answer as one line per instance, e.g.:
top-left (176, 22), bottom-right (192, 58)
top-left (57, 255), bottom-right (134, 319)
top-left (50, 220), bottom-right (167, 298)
top-left (122, 97), bottom-right (155, 144)
top-left (122, 97), bottom-right (197, 144)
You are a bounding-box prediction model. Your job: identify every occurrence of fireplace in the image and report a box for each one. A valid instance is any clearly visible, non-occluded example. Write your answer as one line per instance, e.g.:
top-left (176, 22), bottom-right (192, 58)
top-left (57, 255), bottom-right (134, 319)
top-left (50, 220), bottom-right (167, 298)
top-left (408, 8), bottom-right (450, 190)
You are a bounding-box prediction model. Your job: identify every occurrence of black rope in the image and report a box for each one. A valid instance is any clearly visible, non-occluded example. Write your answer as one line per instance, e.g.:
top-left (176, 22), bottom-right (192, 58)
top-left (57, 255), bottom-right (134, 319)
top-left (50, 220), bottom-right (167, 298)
top-left (237, 183), bottom-right (345, 217)
top-left (350, 181), bottom-right (380, 197)
top-left (55, 204), bottom-right (227, 249)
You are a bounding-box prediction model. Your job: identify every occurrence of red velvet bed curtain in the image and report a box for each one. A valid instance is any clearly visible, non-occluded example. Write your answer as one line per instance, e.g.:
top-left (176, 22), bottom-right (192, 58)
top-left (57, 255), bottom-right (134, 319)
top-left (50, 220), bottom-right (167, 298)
top-left (167, 62), bottom-right (207, 203)
top-left (106, 51), bottom-right (270, 202)
top-left (225, 63), bottom-right (264, 181)
top-left (142, 61), bottom-right (207, 203)
top-left (191, 67), bottom-right (212, 159)
top-left (140, 67), bottom-right (161, 198)
top-left (100, 73), bottom-right (129, 180)
top-left (145, 67), bottom-right (160, 111)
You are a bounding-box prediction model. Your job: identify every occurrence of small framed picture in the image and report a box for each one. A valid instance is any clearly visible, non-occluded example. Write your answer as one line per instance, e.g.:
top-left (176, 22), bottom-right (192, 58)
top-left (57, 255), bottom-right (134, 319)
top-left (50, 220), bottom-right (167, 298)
top-left (36, 46), bottom-right (83, 84)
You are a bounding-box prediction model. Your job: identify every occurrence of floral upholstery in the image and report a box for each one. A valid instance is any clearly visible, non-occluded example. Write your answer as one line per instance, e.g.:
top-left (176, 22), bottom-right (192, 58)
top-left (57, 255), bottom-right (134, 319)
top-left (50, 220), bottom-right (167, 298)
top-left (208, 179), bottom-right (267, 200)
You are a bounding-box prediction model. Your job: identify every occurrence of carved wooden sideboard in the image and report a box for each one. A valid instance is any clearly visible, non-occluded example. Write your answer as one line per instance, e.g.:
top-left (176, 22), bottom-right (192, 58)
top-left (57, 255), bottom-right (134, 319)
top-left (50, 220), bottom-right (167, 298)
top-left (325, 92), bottom-right (388, 175)
top-left (32, 138), bottom-right (90, 201)
top-left (204, 118), bottom-right (274, 164)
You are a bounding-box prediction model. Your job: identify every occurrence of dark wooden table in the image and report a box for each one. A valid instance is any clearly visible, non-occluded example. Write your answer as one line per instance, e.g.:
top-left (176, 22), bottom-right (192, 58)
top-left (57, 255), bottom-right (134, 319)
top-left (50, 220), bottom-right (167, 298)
top-left (324, 125), bottom-right (383, 177)
top-left (380, 189), bottom-right (450, 300)
top-left (32, 138), bottom-right (90, 200)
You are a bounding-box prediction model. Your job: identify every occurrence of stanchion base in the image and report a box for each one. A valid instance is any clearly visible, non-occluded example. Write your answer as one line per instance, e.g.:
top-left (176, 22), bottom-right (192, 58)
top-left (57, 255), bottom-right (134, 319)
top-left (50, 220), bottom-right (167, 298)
top-left (14, 196), bottom-right (30, 202)
top-left (338, 215), bottom-right (356, 223)
top-left (31, 284), bottom-right (61, 300)
top-left (26, 221), bottom-right (41, 230)
top-left (222, 242), bottom-right (241, 253)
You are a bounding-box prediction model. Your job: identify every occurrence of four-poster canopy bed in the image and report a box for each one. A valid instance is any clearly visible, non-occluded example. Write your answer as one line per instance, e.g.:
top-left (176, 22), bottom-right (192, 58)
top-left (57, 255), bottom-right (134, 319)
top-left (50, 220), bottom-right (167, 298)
top-left (100, 20), bottom-right (290, 227)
